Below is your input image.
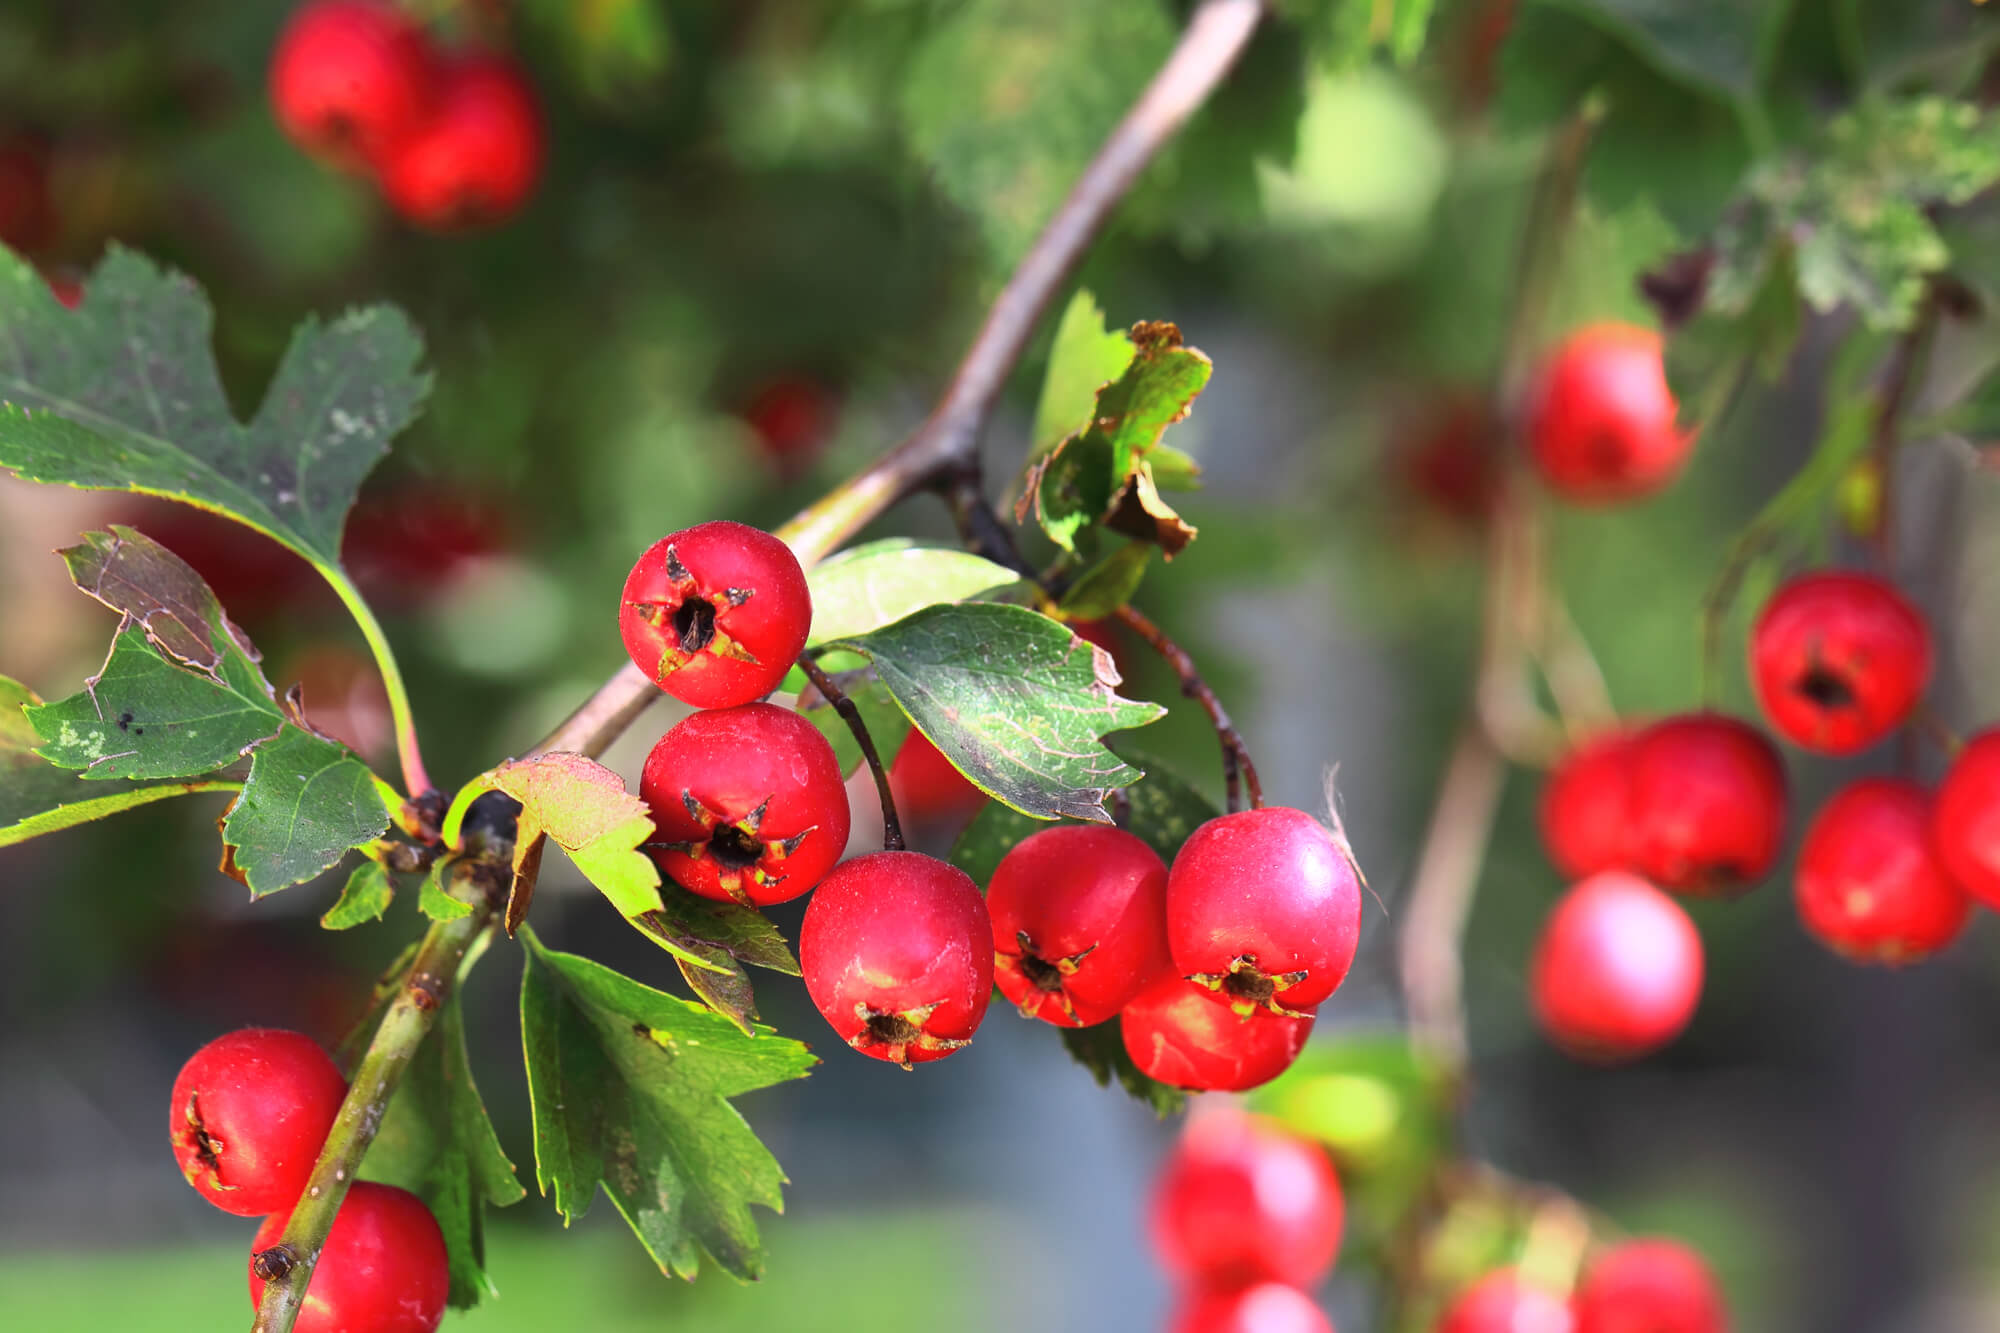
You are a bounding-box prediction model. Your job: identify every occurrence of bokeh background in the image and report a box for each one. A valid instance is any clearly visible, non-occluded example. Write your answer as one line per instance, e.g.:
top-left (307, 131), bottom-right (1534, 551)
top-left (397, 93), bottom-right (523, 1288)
top-left (5, 1), bottom-right (2000, 1330)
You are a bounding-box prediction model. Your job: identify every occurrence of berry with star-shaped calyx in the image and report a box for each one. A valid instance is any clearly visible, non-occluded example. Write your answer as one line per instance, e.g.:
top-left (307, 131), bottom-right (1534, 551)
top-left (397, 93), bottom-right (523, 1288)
top-left (170, 1028), bottom-right (347, 1216)
top-left (1121, 976), bottom-right (1315, 1092)
top-left (619, 520), bottom-right (812, 710)
top-left (1166, 807), bottom-right (1363, 1017)
top-left (1625, 713), bottom-right (1787, 896)
top-left (1796, 778), bottom-right (1967, 964)
top-left (1150, 1109), bottom-right (1344, 1289)
top-left (640, 702), bottom-right (850, 907)
top-left (988, 824), bottom-right (1171, 1027)
top-left (1750, 571), bottom-right (1931, 755)
top-left (800, 851), bottom-right (992, 1066)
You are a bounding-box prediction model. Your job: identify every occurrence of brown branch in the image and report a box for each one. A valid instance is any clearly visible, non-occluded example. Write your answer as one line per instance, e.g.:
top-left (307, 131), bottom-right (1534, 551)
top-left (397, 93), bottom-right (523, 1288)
top-left (1113, 602), bottom-right (1263, 813)
top-left (798, 654), bottom-right (904, 851)
top-left (1865, 285), bottom-right (1944, 566)
top-left (528, 0), bottom-right (1265, 762)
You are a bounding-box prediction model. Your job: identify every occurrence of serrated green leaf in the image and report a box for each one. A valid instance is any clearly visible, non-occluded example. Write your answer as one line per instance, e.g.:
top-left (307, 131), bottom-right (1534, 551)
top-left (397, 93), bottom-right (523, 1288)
top-left (220, 723), bottom-right (388, 896)
top-left (1032, 290), bottom-right (1134, 457)
top-left (802, 674), bottom-right (914, 778)
top-left (518, 928), bottom-right (816, 1281)
top-left (0, 246), bottom-right (426, 567)
top-left (804, 539), bottom-right (1021, 647)
top-left (826, 603), bottom-right (1164, 824)
top-left (0, 674), bottom-right (238, 847)
top-left (420, 860), bottom-right (476, 922)
top-left (321, 860), bottom-right (395, 929)
top-left (1057, 1021), bottom-right (1186, 1118)
top-left (634, 880), bottom-right (804, 1036)
top-left (1056, 543), bottom-right (1153, 621)
top-left (488, 752), bottom-right (663, 920)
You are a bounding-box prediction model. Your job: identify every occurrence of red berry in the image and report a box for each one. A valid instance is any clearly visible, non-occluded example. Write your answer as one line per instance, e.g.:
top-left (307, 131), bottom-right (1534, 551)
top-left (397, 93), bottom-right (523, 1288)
top-left (1438, 1271), bottom-right (1576, 1333)
top-left (619, 520), bottom-right (812, 710)
top-left (1625, 714), bottom-right (1787, 896)
top-left (1935, 729), bottom-right (2000, 911)
top-left (1150, 1110), bottom-right (1344, 1289)
top-left (640, 703), bottom-right (851, 907)
top-left (887, 728), bottom-right (989, 835)
top-left (1796, 778), bottom-right (1968, 963)
top-left (0, 134), bottom-right (54, 253)
top-left (1531, 870), bottom-right (1704, 1063)
top-left (1526, 322), bottom-right (1691, 504)
top-left (1400, 393), bottom-right (1500, 524)
top-left (249, 1182), bottom-right (448, 1333)
top-left (170, 1028), bottom-right (348, 1216)
top-left (1540, 728), bottom-right (1637, 879)
top-left (1166, 807), bottom-right (1363, 1015)
top-left (800, 850), bottom-right (993, 1065)
top-left (379, 53), bottom-right (544, 231)
top-left (1121, 976), bottom-right (1315, 1092)
top-left (1749, 571), bottom-right (1931, 755)
top-left (341, 484), bottom-right (512, 605)
top-left (270, 0), bottom-right (436, 171)
top-left (988, 824), bottom-right (1171, 1027)
top-left (44, 271), bottom-right (83, 308)
top-left (741, 376), bottom-right (839, 472)
top-left (1574, 1239), bottom-right (1728, 1333)
top-left (1173, 1283), bottom-right (1336, 1333)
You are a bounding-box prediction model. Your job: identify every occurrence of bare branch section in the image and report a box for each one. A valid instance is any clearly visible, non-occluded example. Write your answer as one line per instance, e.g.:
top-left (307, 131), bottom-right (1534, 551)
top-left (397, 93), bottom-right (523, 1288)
top-left (531, 0), bottom-right (1266, 762)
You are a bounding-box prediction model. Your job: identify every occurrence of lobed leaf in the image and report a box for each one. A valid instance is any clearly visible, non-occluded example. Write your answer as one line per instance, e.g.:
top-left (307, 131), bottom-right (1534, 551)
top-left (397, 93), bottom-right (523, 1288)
top-left (634, 881), bottom-right (804, 1036)
top-left (487, 752), bottom-right (664, 920)
top-left (219, 723), bottom-right (389, 897)
top-left (804, 539), bottom-right (1020, 647)
top-left (1032, 290), bottom-right (1136, 457)
top-left (321, 861), bottom-right (395, 929)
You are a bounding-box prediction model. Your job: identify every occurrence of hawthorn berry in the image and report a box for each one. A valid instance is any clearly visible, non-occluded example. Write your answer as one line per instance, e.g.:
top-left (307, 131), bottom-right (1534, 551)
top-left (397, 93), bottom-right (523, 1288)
top-left (1934, 730), bottom-right (2000, 911)
top-left (741, 375), bottom-right (838, 473)
top-left (1540, 728), bottom-right (1637, 879)
top-left (1796, 778), bottom-right (1968, 964)
top-left (0, 133), bottom-right (53, 253)
top-left (170, 1028), bottom-right (348, 1216)
top-left (249, 1182), bottom-right (448, 1333)
top-left (1749, 571), bottom-right (1931, 755)
top-left (800, 850), bottom-right (992, 1066)
top-left (1166, 807), bottom-right (1363, 1015)
top-left (379, 53), bottom-right (544, 231)
top-left (1625, 714), bottom-right (1786, 896)
top-left (1573, 1238), bottom-right (1728, 1333)
top-left (1121, 976), bottom-right (1315, 1092)
top-left (988, 824), bottom-right (1171, 1027)
top-left (1525, 322), bottom-right (1691, 504)
top-left (1532, 870), bottom-right (1704, 1064)
top-left (619, 520), bottom-right (812, 710)
top-left (888, 728), bottom-right (989, 835)
top-left (640, 702), bottom-right (850, 907)
top-left (270, 0), bottom-right (436, 171)
top-left (1150, 1110), bottom-right (1344, 1289)
top-left (1438, 1270), bottom-right (1576, 1333)
top-left (1172, 1283), bottom-right (1335, 1333)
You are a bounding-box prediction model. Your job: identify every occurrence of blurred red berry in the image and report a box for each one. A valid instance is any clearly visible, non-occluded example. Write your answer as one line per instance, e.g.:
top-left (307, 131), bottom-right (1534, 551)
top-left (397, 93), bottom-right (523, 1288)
top-left (270, 0), bottom-right (437, 172)
top-left (1438, 1270), bottom-right (1576, 1333)
top-left (1539, 728), bottom-right (1637, 879)
top-left (1625, 714), bottom-right (1787, 896)
top-left (1173, 1283), bottom-right (1335, 1333)
top-left (341, 483), bottom-right (512, 605)
top-left (1574, 1238), bottom-right (1728, 1333)
top-left (1749, 571), bottom-right (1931, 755)
top-left (379, 53), bottom-right (544, 230)
top-left (1796, 778), bottom-right (1968, 964)
top-left (1150, 1110), bottom-right (1344, 1289)
top-left (1933, 728), bottom-right (2000, 911)
top-left (1526, 323), bottom-right (1691, 504)
top-left (888, 728), bottom-right (989, 836)
top-left (1399, 394), bottom-right (1500, 524)
top-left (742, 376), bottom-right (839, 473)
top-left (0, 133), bottom-right (54, 253)
top-left (1532, 870), bottom-right (1704, 1063)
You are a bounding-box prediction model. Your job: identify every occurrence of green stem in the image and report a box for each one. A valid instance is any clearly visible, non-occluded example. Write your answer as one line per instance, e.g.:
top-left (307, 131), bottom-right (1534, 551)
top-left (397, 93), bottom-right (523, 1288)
top-left (325, 568), bottom-right (432, 799)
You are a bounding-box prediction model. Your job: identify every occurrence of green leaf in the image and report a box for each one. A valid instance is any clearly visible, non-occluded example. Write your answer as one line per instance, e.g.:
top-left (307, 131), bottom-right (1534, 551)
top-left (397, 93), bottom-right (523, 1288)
top-left (1032, 290), bottom-right (1135, 457)
top-left (419, 860), bottom-right (475, 922)
top-left (0, 674), bottom-right (238, 848)
top-left (58, 526), bottom-right (263, 676)
top-left (825, 603), bottom-right (1165, 824)
top-left (518, 928), bottom-right (817, 1281)
top-left (801, 675), bottom-right (914, 778)
top-left (1279, 0), bottom-right (1440, 69)
top-left (1057, 1021), bottom-right (1186, 1118)
top-left (804, 539), bottom-right (1021, 647)
top-left (360, 938), bottom-right (526, 1308)
top-left (321, 860), bottom-right (395, 929)
top-left (1056, 543), bottom-right (1153, 621)
top-left (1538, 0), bottom-right (1789, 109)
top-left (515, 0), bottom-right (674, 103)
top-left (220, 724), bottom-right (389, 897)
top-left (634, 880), bottom-right (804, 1036)
top-left (0, 245), bottom-right (427, 568)
top-left (488, 752), bottom-right (663, 920)
top-left (1838, 0), bottom-right (2000, 97)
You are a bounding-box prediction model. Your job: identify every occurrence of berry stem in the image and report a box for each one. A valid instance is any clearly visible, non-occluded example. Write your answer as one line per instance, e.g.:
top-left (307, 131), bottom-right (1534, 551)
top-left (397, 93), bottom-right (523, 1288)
top-left (249, 858), bottom-right (502, 1333)
top-left (1865, 282), bottom-right (1943, 568)
top-left (325, 567), bottom-right (433, 800)
top-left (797, 653), bottom-right (906, 852)
top-left (1111, 602), bottom-right (1263, 812)
top-left (527, 0), bottom-right (1264, 764)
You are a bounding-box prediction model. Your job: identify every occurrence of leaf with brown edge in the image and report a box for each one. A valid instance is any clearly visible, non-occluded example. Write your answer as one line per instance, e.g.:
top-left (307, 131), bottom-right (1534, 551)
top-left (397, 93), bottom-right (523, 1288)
top-left (487, 752), bottom-right (663, 921)
top-left (58, 526), bottom-right (260, 674)
top-left (634, 880), bottom-right (804, 1034)
top-left (1104, 468), bottom-right (1198, 559)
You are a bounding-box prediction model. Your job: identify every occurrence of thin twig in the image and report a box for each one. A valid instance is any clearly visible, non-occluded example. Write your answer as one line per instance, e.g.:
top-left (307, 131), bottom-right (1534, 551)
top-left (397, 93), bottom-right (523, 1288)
top-left (1113, 602), bottom-right (1262, 812)
top-left (798, 654), bottom-right (904, 851)
top-left (1865, 285), bottom-right (1944, 567)
top-left (528, 0), bottom-right (1265, 763)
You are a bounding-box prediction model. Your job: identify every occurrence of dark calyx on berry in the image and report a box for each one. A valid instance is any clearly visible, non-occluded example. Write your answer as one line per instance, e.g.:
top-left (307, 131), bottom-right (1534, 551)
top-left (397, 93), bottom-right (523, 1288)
top-left (853, 1001), bottom-right (969, 1069)
top-left (653, 790), bottom-right (812, 905)
top-left (1793, 661), bottom-right (1856, 711)
top-left (1190, 953), bottom-right (1311, 1017)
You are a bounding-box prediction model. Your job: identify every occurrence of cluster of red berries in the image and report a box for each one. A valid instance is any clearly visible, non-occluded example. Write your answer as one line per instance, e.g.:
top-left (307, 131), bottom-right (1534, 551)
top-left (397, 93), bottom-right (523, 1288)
top-left (1150, 1111), bottom-right (1343, 1333)
top-left (1437, 1241), bottom-right (1728, 1333)
top-left (271, 0), bottom-right (544, 231)
top-left (170, 1028), bottom-right (448, 1333)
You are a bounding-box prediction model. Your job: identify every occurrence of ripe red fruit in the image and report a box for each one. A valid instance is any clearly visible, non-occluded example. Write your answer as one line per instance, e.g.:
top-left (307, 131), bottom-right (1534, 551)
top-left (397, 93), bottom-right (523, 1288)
top-left (1526, 322), bottom-right (1691, 504)
top-left (1625, 714), bottom-right (1787, 896)
top-left (1935, 729), bottom-right (2000, 911)
top-left (341, 485), bottom-right (512, 606)
top-left (379, 54), bottom-right (544, 231)
top-left (1531, 870), bottom-right (1704, 1063)
top-left (800, 850), bottom-right (992, 1066)
top-left (1121, 976), bottom-right (1315, 1092)
top-left (1399, 393), bottom-right (1499, 524)
top-left (640, 703), bottom-right (851, 907)
top-left (169, 1028), bottom-right (348, 1216)
top-left (0, 134), bottom-right (54, 253)
top-left (269, 0), bottom-right (436, 171)
top-left (44, 272), bottom-right (83, 308)
top-left (1574, 1238), bottom-right (1728, 1333)
top-left (1796, 778), bottom-right (1968, 964)
top-left (742, 376), bottom-right (838, 473)
top-left (619, 520), bottom-right (812, 710)
top-left (249, 1182), bottom-right (448, 1333)
top-left (1166, 807), bottom-right (1363, 1015)
top-left (1749, 571), bottom-right (1931, 754)
top-left (1438, 1271), bottom-right (1576, 1333)
top-left (1151, 1110), bottom-right (1344, 1289)
top-left (988, 824), bottom-right (1171, 1026)
top-left (1173, 1283), bottom-right (1335, 1333)
top-left (1540, 728), bottom-right (1636, 879)
top-left (887, 728), bottom-right (989, 834)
